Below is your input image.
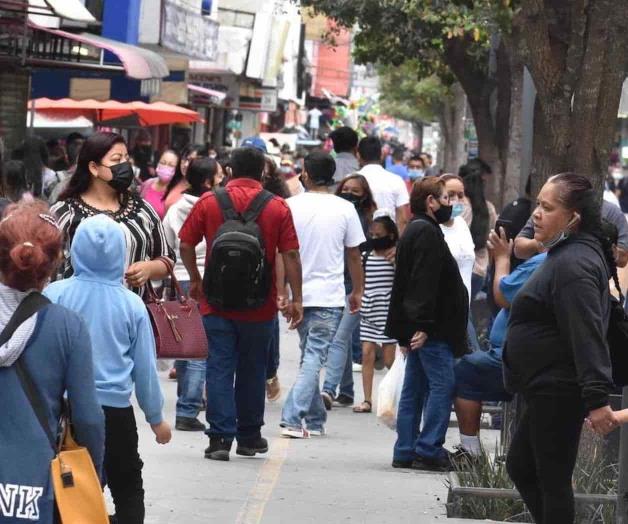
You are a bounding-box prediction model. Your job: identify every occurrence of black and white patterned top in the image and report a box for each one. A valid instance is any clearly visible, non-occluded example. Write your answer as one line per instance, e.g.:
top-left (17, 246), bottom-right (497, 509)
top-left (360, 253), bottom-right (397, 344)
top-left (51, 195), bottom-right (175, 295)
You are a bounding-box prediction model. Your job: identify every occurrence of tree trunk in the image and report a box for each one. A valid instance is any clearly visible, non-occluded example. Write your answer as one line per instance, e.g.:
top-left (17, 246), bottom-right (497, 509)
top-left (439, 83), bottom-right (467, 174)
top-left (502, 55), bottom-right (524, 206)
top-left (449, 83), bottom-right (467, 173)
top-left (444, 38), bottom-right (509, 205)
top-left (513, 0), bottom-right (628, 192)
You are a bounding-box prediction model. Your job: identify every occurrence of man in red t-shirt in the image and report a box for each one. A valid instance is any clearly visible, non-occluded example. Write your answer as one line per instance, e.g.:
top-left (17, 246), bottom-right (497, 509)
top-left (179, 146), bottom-right (303, 461)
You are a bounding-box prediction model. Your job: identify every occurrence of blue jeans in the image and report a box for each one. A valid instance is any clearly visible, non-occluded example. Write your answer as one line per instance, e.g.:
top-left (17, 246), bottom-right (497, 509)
top-left (175, 279), bottom-right (205, 418)
top-left (322, 301), bottom-right (358, 399)
top-left (281, 307), bottom-right (343, 431)
top-left (351, 326), bottom-right (362, 364)
top-left (266, 315), bottom-right (280, 380)
top-left (175, 359), bottom-right (206, 418)
top-left (202, 315), bottom-right (274, 441)
top-left (394, 339), bottom-right (455, 461)
top-left (455, 345), bottom-right (512, 402)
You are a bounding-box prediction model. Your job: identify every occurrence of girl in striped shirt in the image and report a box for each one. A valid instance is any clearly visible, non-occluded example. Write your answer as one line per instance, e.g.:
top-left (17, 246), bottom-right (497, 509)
top-left (354, 212), bottom-right (399, 414)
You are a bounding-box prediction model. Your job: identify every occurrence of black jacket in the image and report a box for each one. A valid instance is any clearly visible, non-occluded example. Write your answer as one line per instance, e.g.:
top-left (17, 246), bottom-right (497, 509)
top-left (385, 214), bottom-right (469, 356)
top-left (503, 233), bottom-right (613, 412)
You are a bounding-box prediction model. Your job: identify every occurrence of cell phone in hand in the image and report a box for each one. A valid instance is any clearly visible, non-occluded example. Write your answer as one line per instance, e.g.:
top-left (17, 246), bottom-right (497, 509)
top-left (495, 218), bottom-right (514, 240)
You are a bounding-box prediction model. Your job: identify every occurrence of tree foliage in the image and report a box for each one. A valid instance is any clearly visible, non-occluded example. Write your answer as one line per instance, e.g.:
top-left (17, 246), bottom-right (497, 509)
top-left (377, 62), bottom-right (450, 124)
top-left (300, 0), bottom-right (504, 83)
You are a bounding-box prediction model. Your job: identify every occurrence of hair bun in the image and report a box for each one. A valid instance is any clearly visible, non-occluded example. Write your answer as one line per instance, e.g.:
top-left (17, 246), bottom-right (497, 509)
top-left (9, 242), bottom-right (46, 272)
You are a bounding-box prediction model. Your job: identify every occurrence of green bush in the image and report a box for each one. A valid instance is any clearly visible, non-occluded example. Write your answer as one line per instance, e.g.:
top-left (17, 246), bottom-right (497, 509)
top-left (448, 432), bottom-right (617, 523)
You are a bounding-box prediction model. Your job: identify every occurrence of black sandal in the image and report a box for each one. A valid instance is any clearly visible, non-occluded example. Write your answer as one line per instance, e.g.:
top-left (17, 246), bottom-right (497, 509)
top-left (353, 400), bottom-right (372, 413)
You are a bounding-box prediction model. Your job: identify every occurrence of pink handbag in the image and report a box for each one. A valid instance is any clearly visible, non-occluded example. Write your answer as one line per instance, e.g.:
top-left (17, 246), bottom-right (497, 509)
top-left (144, 258), bottom-right (208, 360)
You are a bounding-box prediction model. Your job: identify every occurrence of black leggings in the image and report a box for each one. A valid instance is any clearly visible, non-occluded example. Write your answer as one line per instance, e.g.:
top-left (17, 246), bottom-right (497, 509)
top-left (103, 406), bottom-right (145, 524)
top-left (506, 394), bottom-right (585, 524)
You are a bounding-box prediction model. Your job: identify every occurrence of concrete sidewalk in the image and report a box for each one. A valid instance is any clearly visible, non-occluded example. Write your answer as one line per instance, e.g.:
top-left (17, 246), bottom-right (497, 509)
top-left (131, 320), bottom-right (500, 524)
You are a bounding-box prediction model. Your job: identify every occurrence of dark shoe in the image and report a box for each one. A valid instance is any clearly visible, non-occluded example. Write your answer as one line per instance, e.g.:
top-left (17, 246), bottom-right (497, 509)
top-left (333, 394), bottom-right (353, 407)
top-left (392, 459), bottom-right (414, 469)
top-left (109, 516), bottom-right (118, 524)
top-left (175, 416), bottom-right (206, 432)
top-left (204, 437), bottom-right (232, 461)
top-left (411, 455), bottom-right (453, 472)
top-left (236, 437), bottom-right (269, 457)
top-left (321, 391), bottom-right (333, 411)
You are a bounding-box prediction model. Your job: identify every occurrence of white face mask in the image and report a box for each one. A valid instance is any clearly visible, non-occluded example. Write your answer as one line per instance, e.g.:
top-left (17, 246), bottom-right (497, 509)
top-left (539, 214), bottom-right (579, 250)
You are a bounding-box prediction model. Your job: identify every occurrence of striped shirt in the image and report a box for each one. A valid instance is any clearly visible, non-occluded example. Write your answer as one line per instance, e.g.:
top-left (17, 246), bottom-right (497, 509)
top-left (51, 195), bottom-right (175, 295)
top-left (360, 253), bottom-right (397, 344)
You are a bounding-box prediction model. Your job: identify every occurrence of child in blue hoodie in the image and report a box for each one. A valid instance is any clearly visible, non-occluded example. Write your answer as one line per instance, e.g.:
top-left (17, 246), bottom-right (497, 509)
top-left (45, 214), bottom-right (171, 524)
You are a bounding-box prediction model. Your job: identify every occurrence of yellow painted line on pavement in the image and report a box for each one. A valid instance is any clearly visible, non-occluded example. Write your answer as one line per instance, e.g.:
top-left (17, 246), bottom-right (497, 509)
top-left (234, 437), bottom-right (291, 524)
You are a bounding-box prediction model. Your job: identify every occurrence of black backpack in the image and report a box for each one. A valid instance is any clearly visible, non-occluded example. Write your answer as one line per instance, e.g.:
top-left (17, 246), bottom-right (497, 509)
top-left (204, 188), bottom-right (274, 311)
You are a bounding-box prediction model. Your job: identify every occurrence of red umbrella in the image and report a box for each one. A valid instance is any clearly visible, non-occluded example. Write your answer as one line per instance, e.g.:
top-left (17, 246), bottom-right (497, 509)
top-left (29, 98), bottom-right (202, 126)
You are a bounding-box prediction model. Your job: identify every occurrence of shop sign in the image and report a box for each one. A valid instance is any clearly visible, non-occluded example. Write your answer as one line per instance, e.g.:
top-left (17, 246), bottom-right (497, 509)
top-left (161, 0), bottom-right (219, 61)
top-left (239, 86), bottom-right (277, 112)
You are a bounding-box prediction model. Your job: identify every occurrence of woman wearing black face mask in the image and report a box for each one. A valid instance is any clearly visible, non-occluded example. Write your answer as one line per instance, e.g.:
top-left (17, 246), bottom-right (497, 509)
top-left (335, 174), bottom-right (377, 231)
top-left (52, 132), bottom-right (174, 294)
top-left (353, 212), bottom-right (399, 414)
top-left (321, 174), bottom-right (378, 409)
top-left (386, 177), bottom-right (469, 472)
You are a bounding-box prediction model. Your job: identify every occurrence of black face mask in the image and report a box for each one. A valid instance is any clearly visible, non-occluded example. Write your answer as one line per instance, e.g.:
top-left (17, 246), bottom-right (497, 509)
top-left (369, 236), bottom-right (396, 251)
top-left (434, 204), bottom-right (453, 224)
top-left (107, 162), bottom-right (134, 192)
top-left (340, 192), bottom-right (364, 208)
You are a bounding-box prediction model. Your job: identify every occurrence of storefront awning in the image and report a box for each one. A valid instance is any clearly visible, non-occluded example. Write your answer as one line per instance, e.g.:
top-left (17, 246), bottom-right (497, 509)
top-left (32, 25), bottom-right (170, 80)
top-left (29, 98), bottom-right (203, 126)
top-left (188, 83), bottom-right (227, 102)
top-left (28, 0), bottom-right (96, 23)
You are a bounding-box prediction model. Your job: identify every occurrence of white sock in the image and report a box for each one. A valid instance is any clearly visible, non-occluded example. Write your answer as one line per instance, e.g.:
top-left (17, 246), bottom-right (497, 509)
top-left (460, 434), bottom-right (482, 456)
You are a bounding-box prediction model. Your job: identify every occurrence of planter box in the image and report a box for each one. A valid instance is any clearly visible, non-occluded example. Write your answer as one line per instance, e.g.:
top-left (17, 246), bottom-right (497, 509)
top-left (446, 472), bottom-right (616, 522)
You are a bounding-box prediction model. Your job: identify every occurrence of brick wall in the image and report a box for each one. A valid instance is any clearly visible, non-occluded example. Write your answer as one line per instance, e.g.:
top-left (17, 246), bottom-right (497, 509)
top-left (0, 68), bottom-right (29, 156)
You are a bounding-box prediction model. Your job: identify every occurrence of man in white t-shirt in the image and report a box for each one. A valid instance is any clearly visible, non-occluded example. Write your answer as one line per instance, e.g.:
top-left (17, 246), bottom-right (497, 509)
top-left (281, 152), bottom-right (365, 439)
top-left (308, 107), bottom-right (322, 137)
top-left (356, 136), bottom-right (410, 233)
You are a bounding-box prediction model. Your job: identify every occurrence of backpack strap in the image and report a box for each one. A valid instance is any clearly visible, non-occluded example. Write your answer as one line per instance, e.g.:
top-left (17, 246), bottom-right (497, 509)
top-left (3, 293), bottom-right (57, 453)
top-left (242, 190), bottom-right (274, 223)
top-left (214, 188), bottom-right (239, 221)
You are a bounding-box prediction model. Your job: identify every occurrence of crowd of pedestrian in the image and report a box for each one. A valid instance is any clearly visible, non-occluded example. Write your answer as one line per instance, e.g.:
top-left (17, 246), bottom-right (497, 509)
top-left (1, 125), bottom-right (628, 523)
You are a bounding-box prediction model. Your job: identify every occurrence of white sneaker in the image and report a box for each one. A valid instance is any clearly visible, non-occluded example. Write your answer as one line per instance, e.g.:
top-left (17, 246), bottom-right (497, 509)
top-left (281, 427), bottom-right (310, 439)
top-left (308, 427), bottom-right (326, 437)
top-left (352, 363), bottom-right (362, 373)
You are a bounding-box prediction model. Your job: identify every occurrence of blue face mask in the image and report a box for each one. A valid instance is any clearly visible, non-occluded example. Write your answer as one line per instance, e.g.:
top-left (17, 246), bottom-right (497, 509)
top-left (451, 202), bottom-right (464, 218)
top-left (408, 169), bottom-right (424, 181)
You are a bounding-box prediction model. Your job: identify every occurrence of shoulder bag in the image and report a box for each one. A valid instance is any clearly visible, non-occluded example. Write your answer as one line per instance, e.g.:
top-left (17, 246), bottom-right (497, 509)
top-left (8, 293), bottom-right (109, 524)
top-left (145, 257), bottom-right (209, 360)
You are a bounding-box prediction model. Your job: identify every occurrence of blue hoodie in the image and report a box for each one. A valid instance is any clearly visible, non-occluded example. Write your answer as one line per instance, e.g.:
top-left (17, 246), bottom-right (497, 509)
top-left (45, 215), bottom-right (164, 424)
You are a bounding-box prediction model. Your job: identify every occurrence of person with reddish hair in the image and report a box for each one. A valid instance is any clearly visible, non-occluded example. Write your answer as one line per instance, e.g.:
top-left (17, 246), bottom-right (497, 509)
top-left (0, 201), bottom-right (104, 524)
top-left (386, 177), bottom-right (469, 472)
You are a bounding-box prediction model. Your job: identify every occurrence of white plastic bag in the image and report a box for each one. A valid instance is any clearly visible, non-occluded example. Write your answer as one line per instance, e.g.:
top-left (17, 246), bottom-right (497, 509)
top-left (376, 348), bottom-right (406, 430)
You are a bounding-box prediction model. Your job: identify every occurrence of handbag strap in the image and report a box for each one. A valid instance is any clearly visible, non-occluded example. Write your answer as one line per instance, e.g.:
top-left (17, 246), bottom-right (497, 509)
top-left (4, 293), bottom-right (57, 453)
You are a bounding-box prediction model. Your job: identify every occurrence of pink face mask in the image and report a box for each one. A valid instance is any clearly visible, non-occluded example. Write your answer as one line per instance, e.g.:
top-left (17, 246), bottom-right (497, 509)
top-left (156, 164), bottom-right (175, 183)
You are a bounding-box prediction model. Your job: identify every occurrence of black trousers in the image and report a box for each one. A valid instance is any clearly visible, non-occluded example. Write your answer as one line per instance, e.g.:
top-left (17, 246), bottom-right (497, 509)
top-left (506, 394), bottom-right (585, 524)
top-left (103, 406), bottom-right (145, 524)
